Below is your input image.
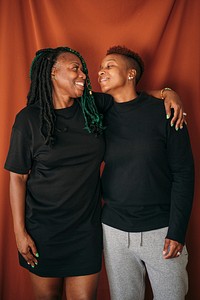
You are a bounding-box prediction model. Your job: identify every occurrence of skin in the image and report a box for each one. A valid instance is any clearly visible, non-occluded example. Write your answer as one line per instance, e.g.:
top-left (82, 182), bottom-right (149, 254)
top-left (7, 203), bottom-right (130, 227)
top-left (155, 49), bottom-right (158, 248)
top-left (98, 53), bottom-right (183, 258)
top-left (9, 52), bottom-right (184, 300)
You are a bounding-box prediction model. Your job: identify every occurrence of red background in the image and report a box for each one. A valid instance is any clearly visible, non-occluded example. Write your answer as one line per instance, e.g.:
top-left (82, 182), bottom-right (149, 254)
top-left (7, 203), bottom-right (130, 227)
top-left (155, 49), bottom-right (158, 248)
top-left (0, 1), bottom-right (199, 299)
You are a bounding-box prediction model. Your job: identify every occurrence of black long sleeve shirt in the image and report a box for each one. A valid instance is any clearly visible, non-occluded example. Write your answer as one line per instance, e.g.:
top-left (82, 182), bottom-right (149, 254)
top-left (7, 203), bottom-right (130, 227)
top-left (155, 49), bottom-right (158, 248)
top-left (101, 92), bottom-right (194, 245)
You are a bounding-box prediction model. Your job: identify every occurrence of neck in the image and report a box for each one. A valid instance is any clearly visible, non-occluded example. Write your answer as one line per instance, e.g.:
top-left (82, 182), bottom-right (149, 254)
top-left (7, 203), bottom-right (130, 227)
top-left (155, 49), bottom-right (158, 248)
top-left (52, 91), bottom-right (74, 109)
top-left (112, 89), bottom-right (138, 103)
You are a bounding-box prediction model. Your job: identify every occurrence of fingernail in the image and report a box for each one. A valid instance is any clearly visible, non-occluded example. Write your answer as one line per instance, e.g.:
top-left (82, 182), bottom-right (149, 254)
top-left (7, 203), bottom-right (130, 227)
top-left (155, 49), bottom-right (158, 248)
top-left (27, 262), bottom-right (30, 265)
top-left (176, 127), bottom-right (179, 131)
top-left (35, 262), bottom-right (38, 265)
top-left (35, 253), bottom-right (39, 258)
top-left (163, 251), bottom-right (166, 255)
top-left (171, 123), bottom-right (174, 127)
top-left (180, 126), bottom-right (183, 129)
top-left (31, 265), bottom-right (35, 268)
top-left (166, 114), bottom-right (170, 119)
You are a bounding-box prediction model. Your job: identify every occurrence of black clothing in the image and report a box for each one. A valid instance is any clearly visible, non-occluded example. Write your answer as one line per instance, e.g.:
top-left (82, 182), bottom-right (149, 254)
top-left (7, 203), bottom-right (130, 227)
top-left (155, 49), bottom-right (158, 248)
top-left (101, 92), bottom-right (194, 245)
top-left (5, 92), bottom-right (112, 277)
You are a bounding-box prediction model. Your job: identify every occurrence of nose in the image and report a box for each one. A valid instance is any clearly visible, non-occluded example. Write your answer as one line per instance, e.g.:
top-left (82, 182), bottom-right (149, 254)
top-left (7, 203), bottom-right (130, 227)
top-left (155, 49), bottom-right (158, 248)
top-left (79, 70), bottom-right (86, 79)
top-left (98, 69), bottom-right (105, 76)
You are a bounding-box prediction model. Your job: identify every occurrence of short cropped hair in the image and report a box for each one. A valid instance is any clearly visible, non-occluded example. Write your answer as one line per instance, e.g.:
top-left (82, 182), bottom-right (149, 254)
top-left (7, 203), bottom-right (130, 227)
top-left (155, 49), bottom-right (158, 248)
top-left (106, 45), bottom-right (144, 84)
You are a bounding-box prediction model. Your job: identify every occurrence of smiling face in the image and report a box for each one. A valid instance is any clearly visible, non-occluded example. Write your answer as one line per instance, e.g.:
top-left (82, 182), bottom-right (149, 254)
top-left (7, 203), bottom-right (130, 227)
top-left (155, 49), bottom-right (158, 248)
top-left (98, 54), bottom-right (133, 97)
top-left (51, 52), bottom-right (86, 102)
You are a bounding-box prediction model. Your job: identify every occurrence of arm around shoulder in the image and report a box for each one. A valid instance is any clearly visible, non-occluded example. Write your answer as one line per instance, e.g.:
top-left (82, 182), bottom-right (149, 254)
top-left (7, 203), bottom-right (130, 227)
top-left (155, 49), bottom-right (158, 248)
top-left (146, 88), bottom-right (185, 129)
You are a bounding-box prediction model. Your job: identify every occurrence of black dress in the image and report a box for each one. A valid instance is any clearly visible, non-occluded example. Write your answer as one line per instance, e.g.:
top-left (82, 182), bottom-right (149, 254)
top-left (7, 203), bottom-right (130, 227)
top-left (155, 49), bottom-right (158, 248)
top-left (5, 93), bottom-right (112, 277)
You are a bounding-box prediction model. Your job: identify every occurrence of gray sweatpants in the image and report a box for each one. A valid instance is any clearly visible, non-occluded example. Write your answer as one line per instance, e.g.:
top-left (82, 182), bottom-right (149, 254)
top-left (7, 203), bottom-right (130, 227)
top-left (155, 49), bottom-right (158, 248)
top-left (102, 224), bottom-right (188, 300)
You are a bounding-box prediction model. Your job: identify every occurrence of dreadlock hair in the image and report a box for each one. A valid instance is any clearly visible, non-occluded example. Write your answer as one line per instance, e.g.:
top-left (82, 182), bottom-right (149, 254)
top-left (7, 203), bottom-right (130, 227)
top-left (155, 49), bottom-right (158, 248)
top-left (28, 46), bottom-right (104, 145)
top-left (106, 45), bottom-right (144, 84)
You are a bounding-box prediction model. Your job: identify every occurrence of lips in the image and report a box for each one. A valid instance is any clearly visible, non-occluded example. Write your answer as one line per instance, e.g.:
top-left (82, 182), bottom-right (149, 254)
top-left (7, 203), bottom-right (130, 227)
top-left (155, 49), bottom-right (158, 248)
top-left (99, 77), bottom-right (109, 84)
top-left (75, 81), bottom-right (85, 90)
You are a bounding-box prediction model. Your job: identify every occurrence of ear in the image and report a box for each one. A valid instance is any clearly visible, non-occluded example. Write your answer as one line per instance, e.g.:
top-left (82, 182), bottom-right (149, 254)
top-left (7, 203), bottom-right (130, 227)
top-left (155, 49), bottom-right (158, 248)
top-left (128, 69), bottom-right (136, 80)
top-left (51, 67), bottom-right (56, 75)
top-left (51, 67), bottom-right (56, 79)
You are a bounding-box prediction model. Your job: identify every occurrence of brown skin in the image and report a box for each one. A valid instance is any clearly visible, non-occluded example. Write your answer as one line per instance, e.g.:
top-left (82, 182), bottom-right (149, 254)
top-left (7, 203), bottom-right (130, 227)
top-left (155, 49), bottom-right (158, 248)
top-left (29, 273), bottom-right (99, 300)
top-left (98, 53), bottom-right (184, 259)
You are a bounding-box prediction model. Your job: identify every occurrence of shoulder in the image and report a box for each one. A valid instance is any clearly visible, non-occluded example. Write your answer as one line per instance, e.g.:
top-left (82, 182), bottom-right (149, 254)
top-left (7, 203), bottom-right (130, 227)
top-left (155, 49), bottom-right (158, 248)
top-left (140, 91), bottom-right (164, 104)
top-left (92, 92), bottom-right (113, 113)
top-left (14, 102), bottom-right (40, 127)
top-left (140, 91), bottom-right (165, 112)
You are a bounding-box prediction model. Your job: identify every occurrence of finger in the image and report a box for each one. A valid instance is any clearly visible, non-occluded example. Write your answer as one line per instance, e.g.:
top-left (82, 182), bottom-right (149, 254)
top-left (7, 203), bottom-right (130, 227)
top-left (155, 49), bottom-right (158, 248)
top-left (176, 245), bottom-right (184, 257)
top-left (163, 239), bottom-right (170, 256)
top-left (171, 108), bottom-right (183, 129)
top-left (26, 256), bottom-right (38, 268)
top-left (21, 249), bottom-right (38, 267)
top-left (164, 247), bottom-right (177, 259)
top-left (30, 242), bottom-right (39, 259)
top-left (170, 105), bottom-right (179, 127)
top-left (164, 241), bottom-right (183, 259)
top-left (164, 244), bottom-right (178, 259)
top-left (163, 238), bottom-right (178, 259)
top-left (183, 113), bottom-right (187, 127)
top-left (180, 119), bottom-right (184, 129)
top-left (164, 101), bottom-right (171, 120)
top-left (27, 236), bottom-right (39, 259)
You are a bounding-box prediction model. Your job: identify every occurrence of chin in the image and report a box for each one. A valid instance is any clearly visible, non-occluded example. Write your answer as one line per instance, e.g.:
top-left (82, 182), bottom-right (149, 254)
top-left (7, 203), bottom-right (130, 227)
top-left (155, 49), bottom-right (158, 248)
top-left (100, 86), bottom-right (109, 93)
top-left (76, 91), bottom-right (84, 98)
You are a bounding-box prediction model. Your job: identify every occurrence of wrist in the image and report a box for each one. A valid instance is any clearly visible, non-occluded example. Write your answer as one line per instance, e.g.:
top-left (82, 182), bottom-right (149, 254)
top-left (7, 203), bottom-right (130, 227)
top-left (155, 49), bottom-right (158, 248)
top-left (14, 223), bottom-right (26, 235)
top-left (161, 87), bottom-right (172, 99)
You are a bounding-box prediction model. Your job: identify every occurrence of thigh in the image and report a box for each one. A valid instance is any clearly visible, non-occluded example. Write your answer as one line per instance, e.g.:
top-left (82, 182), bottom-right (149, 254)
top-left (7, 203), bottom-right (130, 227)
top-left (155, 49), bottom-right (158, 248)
top-left (64, 272), bottom-right (100, 300)
top-left (103, 224), bottom-right (146, 300)
top-left (142, 228), bottom-right (188, 300)
top-left (29, 273), bottom-right (64, 300)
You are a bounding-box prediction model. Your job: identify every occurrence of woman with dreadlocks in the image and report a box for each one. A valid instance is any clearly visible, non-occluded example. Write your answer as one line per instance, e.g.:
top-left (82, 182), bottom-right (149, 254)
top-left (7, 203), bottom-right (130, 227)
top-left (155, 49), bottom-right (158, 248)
top-left (4, 46), bottom-right (111, 300)
top-left (5, 46), bottom-right (184, 300)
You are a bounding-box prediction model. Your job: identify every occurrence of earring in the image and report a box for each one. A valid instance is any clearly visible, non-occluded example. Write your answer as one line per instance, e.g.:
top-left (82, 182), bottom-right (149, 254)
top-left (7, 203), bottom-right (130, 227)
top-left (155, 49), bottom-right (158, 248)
top-left (128, 76), bottom-right (133, 80)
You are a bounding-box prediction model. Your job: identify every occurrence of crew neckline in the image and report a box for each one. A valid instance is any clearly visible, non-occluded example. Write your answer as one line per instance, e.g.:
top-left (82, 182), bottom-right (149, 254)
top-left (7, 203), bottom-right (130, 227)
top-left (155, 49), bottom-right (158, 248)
top-left (54, 99), bottom-right (79, 117)
top-left (113, 93), bottom-right (145, 112)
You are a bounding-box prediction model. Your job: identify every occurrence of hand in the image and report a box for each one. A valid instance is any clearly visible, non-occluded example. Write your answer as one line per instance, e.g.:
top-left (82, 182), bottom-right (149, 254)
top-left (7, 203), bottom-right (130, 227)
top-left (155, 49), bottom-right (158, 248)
top-left (163, 238), bottom-right (183, 259)
top-left (163, 90), bottom-right (186, 130)
top-left (15, 229), bottom-right (39, 267)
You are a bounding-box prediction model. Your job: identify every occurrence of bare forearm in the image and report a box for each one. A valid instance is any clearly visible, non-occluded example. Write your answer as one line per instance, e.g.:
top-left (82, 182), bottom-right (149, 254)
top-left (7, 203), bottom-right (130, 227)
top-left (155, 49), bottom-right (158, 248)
top-left (146, 89), bottom-right (163, 99)
top-left (147, 89), bottom-right (181, 103)
top-left (9, 172), bottom-right (28, 234)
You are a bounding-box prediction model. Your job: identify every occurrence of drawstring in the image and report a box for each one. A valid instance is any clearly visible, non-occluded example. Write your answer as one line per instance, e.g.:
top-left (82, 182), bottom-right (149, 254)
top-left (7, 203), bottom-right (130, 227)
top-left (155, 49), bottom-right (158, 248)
top-left (128, 232), bottom-right (130, 248)
top-left (140, 232), bottom-right (143, 246)
top-left (127, 232), bottom-right (143, 247)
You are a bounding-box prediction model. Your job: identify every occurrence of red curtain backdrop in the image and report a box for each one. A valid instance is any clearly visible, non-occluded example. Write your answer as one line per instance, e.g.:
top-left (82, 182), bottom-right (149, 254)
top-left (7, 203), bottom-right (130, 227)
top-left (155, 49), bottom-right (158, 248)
top-left (0, 1), bottom-right (199, 299)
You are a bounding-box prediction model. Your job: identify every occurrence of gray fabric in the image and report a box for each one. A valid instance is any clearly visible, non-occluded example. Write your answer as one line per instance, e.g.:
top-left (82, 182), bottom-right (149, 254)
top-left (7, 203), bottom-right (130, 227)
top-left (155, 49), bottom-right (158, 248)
top-left (103, 224), bottom-right (188, 300)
